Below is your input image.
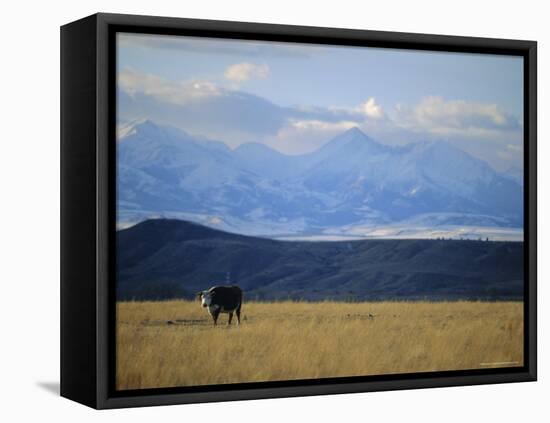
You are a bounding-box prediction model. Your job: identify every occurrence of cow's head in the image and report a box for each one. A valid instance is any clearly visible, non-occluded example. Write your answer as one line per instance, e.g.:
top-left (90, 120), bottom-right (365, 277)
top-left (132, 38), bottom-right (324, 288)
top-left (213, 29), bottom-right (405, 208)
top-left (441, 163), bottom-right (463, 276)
top-left (197, 290), bottom-right (214, 308)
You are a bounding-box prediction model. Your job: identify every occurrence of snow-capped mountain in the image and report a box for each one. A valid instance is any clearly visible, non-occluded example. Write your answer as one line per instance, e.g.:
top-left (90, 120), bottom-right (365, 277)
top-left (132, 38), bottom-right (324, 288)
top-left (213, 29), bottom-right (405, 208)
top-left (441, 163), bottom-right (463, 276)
top-left (116, 120), bottom-right (523, 236)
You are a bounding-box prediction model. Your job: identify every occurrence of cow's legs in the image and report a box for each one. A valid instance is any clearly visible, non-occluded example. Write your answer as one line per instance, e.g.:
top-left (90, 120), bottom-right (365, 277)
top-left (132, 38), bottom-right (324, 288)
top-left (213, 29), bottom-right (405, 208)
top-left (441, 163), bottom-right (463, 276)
top-left (228, 312), bottom-right (233, 325)
top-left (212, 309), bottom-right (220, 326)
top-left (235, 306), bottom-right (241, 325)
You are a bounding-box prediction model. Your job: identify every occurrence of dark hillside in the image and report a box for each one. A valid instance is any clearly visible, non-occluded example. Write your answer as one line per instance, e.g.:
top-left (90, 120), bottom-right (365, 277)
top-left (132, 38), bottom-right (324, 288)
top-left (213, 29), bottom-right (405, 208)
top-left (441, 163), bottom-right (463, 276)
top-left (117, 219), bottom-right (524, 301)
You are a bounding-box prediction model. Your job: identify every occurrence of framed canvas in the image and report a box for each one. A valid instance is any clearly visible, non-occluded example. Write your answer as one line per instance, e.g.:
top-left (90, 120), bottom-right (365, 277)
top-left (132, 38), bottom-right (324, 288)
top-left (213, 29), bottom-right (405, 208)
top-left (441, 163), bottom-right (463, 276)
top-left (60, 13), bottom-right (537, 409)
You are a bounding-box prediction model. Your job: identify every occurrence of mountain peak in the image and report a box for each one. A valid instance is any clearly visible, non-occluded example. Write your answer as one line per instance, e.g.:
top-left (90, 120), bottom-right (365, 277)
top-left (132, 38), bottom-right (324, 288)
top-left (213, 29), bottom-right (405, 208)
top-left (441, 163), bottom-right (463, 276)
top-left (342, 126), bottom-right (366, 137)
top-left (334, 126), bottom-right (378, 145)
top-left (332, 126), bottom-right (374, 143)
top-left (119, 119), bottom-right (199, 147)
top-left (316, 126), bottom-right (384, 157)
top-left (117, 118), bottom-right (154, 139)
top-left (136, 119), bottom-right (158, 130)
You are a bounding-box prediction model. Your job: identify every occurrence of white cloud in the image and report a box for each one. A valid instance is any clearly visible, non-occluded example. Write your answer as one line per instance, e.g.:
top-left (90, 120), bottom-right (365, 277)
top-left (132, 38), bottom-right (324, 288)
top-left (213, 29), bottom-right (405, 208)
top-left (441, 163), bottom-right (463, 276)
top-left (118, 69), bottom-right (221, 105)
top-left (224, 63), bottom-right (270, 82)
top-left (358, 97), bottom-right (385, 119)
top-left (289, 119), bottom-right (359, 132)
top-left (395, 96), bottom-right (520, 139)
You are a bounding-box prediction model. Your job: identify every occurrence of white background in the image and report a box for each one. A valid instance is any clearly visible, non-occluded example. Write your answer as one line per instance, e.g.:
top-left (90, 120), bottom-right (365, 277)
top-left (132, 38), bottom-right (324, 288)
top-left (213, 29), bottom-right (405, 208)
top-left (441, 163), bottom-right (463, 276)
top-left (1, 0), bottom-right (546, 421)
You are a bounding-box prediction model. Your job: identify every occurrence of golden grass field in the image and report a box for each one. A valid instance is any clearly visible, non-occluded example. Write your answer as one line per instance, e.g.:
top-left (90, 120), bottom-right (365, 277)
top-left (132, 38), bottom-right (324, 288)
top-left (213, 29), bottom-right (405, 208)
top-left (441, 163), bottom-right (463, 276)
top-left (116, 300), bottom-right (523, 390)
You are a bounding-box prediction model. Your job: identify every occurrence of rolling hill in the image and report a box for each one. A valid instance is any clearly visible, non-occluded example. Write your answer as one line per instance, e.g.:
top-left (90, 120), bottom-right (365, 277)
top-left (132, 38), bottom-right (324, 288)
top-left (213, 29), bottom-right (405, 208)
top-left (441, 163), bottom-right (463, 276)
top-left (116, 219), bottom-right (524, 301)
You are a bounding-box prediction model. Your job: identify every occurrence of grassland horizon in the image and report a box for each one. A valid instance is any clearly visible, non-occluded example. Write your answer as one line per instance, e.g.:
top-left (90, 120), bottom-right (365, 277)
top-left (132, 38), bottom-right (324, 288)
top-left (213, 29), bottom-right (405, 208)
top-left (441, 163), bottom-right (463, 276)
top-left (116, 300), bottom-right (523, 390)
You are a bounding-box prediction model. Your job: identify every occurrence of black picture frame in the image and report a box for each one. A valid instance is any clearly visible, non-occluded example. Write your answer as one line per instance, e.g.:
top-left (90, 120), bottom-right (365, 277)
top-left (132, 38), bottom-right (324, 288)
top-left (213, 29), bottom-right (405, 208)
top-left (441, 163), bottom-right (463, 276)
top-left (60, 12), bottom-right (537, 409)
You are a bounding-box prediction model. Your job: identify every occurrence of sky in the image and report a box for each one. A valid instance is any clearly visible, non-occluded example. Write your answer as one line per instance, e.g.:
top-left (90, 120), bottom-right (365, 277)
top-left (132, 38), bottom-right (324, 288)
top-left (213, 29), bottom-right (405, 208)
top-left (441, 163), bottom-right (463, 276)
top-left (117, 32), bottom-right (524, 171)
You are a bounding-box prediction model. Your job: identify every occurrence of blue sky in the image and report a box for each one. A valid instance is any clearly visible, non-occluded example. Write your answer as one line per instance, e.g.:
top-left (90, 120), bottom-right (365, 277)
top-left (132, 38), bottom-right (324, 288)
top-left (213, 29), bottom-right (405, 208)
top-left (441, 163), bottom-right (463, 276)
top-left (117, 32), bottom-right (524, 171)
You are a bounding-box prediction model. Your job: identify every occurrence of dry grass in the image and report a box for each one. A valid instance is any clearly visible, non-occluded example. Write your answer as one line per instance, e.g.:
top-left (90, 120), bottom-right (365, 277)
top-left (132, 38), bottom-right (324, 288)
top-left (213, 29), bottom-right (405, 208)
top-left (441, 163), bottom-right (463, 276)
top-left (116, 300), bottom-right (523, 390)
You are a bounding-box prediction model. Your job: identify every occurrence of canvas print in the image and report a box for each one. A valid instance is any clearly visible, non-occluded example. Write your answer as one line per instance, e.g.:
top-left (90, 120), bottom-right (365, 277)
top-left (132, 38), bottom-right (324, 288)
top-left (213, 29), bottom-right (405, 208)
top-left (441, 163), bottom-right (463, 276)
top-left (115, 33), bottom-right (524, 390)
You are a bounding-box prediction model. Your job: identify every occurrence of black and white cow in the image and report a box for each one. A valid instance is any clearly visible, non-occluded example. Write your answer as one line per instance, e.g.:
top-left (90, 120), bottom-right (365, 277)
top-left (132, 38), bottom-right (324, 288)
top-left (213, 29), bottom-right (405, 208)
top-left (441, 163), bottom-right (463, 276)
top-left (197, 285), bottom-right (242, 326)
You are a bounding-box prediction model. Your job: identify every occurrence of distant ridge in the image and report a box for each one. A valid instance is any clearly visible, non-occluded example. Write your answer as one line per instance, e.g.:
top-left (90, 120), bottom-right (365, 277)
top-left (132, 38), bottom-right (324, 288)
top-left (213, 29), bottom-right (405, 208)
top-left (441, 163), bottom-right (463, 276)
top-left (117, 219), bottom-right (524, 301)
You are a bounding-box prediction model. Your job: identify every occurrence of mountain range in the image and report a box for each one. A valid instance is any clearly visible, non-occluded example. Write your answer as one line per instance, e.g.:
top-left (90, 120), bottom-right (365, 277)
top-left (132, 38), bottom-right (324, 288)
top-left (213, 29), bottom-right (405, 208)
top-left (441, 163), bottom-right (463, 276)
top-left (117, 120), bottom-right (523, 237)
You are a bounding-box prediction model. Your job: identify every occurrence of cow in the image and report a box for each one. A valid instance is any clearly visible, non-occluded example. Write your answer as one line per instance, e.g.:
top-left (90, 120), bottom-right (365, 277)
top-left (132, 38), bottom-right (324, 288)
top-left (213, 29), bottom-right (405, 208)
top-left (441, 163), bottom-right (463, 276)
top-left (197, 285), bottom-right (243, 326)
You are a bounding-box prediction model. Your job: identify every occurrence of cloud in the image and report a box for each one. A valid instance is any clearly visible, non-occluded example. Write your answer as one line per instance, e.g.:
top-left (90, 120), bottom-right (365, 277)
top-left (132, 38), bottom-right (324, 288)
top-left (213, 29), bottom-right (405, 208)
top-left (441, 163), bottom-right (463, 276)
top-left (119, 69), bottom-right (221, 105)
top-left (358, 98), bottom-right (385, 119)
top-left (289, 119), bottom-right (359, 132)
top-left (395, 96), bottom-right (521, 138)
top-left (224, 63), bottom-right (270, 82)
top-left (118, 70), bottom-right (288, 142)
